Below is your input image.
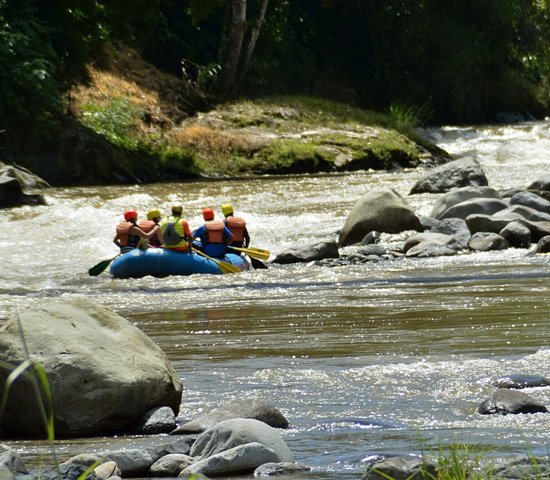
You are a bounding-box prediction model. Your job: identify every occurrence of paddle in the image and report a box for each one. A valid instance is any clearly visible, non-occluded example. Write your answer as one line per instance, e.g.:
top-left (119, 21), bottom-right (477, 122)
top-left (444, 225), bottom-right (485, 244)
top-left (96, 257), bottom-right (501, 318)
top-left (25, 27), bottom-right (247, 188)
top-left (88, 255), bottom-right (120, 276)
top-left (228, 246), bottom-right (270, 261)
top-left (192, 248), bottom-right (241, 274)
top-left (249, 256), bottom-right (268, 270)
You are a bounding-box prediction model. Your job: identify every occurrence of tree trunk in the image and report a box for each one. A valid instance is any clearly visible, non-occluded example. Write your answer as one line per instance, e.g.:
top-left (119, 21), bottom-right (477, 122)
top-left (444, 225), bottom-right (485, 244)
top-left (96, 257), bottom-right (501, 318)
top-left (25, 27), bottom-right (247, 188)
top-left (221, 0), bottom-right (247, 96)
top-left (236, 0), bottom-right (270, 89)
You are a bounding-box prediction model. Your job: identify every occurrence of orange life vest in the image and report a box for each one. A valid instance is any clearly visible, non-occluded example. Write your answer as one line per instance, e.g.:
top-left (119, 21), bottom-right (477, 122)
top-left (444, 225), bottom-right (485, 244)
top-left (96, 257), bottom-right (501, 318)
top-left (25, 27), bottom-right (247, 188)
top-left (225, 216), bottom-right (246, 242)
top-left (116, 221), bottom-right (139, 248)
top-left (138, 219), bottom-right (155, 232)
top-left (205, 220), bottom-right (226, 243)
top-left (138, 219), bottom-right (161, 248)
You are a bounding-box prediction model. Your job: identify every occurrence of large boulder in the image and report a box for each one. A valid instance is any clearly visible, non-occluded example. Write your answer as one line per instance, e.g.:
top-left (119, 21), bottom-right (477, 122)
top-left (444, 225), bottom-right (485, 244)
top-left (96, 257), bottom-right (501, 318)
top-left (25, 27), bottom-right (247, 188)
top-left (0, 163), bottom-right (48, 208)
top-left (189, 418), bottom-right (293, 462)
top-left (172, 399), bottom-right (289, 434)
top-left (410, 157), bottom-right (488, 194)
top-left (180, 418), bottom-right (293, 476)
top-left (510, 191), bottom-right (550, 214)
top-left (0, 299), bottom-right (182, 438)
top-left (430, 186), bottom-right (500, 219)
top-left (338, 188), bottom-right (423, 247)
top-left (438, 197), bottom-right (509, 220)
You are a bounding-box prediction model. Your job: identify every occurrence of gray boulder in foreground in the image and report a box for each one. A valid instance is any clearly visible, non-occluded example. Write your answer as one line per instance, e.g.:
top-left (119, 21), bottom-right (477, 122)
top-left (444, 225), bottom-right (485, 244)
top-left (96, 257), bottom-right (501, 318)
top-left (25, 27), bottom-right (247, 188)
top-left (468, 232), bottom-right (509, 251)
top-left (190, 418), bottom-right (293, 462)
top-left (339, 188), bottom-right (422, 246)
top-left (271, 239), bottom-right (339, 264)
top-left (0, 299), bottom-right (182, 438)
top-left (410, 157), bottom-right (488, 194)
top-left (180, 442), bottom-right (281, 477)
top-left (478, 389), bottom-right (548, 415)
top-left (172, 399), bottom-right (289, 434)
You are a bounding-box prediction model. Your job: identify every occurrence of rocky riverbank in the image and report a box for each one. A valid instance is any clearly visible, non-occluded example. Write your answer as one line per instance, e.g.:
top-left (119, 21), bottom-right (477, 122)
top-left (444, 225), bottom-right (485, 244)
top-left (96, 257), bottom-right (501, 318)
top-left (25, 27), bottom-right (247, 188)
top-left (1, 299), bottom-right (549, 480)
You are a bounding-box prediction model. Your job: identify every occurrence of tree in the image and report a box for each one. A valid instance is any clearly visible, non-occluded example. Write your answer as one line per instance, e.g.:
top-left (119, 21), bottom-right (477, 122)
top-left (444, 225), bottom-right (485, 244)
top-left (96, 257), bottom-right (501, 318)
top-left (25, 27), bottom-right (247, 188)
top-left (186, 0), bottom-right (271, 96)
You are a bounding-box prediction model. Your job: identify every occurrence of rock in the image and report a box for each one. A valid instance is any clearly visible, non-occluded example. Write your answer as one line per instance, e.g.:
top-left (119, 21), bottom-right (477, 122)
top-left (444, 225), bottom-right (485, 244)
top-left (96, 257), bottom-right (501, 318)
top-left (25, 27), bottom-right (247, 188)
top-left (150, 454), bottom-right (195, 476)
top-left (528, 175), bottom-right (550, 191)
top-left (0, 445), bottom-right (27, 475)
top-left (93, 461), bottom-right (121, 480)
top-left (430, 186), bottom-right (500, 219)
top-left (189, 418), bottom-right (293, 462)
top-left (404, 232), bottom-right (465, 255)
top-left (0, 163), bottom-right (47, 208)
top-left (360, 231), bottom-right (381, 245)
top-left (133, 406), bottom-right (177, 434)
top-left (357, 244), bottom-right (387, 256)
top-left (0, 299), bottom-right (182, 438)
top-left (405, 240), bottom-right (459, 258)
top-left (362, 456), bottom-right (437, 480)
top-left (494, 204), bottom-right (550, 222)
top-left (478, 388), bottom-right (548, 415)
top-left (430, 217), bottom-right (471, 241)
top-left (180, 442), bottom-right (281, 477)
top-left (338, 188), bottom-right (423, 246)
top-left (466, 213), bottom-right (518, 235)
top-left (271, 239), bottom-right (339, 264)
top-left (492, 455), bottom-right (550, 479)
top-left (493, 374), bottom-right (550, 389)
top-left (38, 453), bottom-right (99, 480)
top-left (498, 221), bottom-right (531, 248)
top-left (510, 191), bottom-right (550, 214)
top-left (410, 157), bottom-right (488, 194)
top-left (253, 461), bottom-right (311, 477)
top-left (172, 399), bottom-right (289, 434)
top-left (516, 219), bottom-right (550, 242)
top-left (438, 198), bottom-right (509, 220)
top-left (468, 232), bottom-right (509, 251)
top-left (530, 234), bottom-right (550, 254)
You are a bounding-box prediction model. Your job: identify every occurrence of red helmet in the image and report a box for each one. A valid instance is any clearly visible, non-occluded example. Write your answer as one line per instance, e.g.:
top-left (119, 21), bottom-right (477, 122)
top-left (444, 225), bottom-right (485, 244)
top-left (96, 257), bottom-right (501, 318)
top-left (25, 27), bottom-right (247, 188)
top-left (202, 207), bottom-right (214, 221)
top-left (124, 209), bottom-right (138, 221)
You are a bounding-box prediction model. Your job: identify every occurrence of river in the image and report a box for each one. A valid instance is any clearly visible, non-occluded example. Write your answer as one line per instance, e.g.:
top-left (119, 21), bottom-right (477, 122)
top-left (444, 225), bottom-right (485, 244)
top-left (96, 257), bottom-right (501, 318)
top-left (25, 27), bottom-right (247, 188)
top-left (1, 120), bottom-right (550, 479)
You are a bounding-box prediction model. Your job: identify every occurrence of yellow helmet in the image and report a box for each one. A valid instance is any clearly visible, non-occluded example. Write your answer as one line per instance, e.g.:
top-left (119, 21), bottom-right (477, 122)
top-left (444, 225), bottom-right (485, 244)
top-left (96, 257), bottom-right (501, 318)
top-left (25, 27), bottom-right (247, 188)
top-left (221, 203), bottom-right (234, 216)
top-left (147, 209), bottom-right (161, 220)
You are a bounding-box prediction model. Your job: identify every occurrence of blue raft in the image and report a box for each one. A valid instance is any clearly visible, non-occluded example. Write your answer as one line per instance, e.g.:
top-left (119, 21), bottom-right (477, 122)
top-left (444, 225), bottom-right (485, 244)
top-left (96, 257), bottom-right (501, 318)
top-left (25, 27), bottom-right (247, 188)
top-left (110, 248), bottom-right (249, 279)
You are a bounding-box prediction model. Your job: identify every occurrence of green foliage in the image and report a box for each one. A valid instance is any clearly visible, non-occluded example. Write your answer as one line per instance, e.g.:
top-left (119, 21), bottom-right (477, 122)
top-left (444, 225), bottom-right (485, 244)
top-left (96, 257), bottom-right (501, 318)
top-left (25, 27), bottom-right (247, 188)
top-left (157, 145), bottom-right (200, 176)
top-left (81, 97), bottom-right (145, 148)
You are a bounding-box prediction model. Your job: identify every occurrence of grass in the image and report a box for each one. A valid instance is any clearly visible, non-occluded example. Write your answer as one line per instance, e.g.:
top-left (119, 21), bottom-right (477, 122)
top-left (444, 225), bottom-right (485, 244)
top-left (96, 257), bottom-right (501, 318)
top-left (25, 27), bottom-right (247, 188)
top-left (68, 54), bottom-right (438, 182)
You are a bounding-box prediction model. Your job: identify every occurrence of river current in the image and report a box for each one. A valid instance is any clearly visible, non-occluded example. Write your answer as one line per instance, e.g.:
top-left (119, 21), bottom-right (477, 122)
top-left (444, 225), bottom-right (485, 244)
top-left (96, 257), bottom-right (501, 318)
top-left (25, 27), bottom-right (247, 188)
top-left (1, 121), bottom-right (550, 478)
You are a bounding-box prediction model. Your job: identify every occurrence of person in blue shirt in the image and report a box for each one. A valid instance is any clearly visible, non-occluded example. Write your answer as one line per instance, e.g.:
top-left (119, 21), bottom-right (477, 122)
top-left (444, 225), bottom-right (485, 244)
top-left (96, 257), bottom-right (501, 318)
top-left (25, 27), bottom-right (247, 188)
top-left (193, 207), bottom-right (233, 258)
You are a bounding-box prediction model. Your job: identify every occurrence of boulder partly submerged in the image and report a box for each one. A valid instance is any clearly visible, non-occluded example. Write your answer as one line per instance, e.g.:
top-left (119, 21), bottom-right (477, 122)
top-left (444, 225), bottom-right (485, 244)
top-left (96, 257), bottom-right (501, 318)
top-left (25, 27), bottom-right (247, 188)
top-left (0, 162), bottom-right (49, 208)
top-left (0, 299), bottom-right (182, 438)
top-left (338, 188), bottom-right (423, 247)
top-left (410, 157), bottom-right (488, 194)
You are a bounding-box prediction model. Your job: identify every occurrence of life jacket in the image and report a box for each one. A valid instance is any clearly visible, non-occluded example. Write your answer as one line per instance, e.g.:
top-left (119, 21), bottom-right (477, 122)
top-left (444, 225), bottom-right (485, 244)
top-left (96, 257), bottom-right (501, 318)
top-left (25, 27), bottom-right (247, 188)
top-left (225, 216), bottom-right (246, 242)
top-left (204, 220), bottom-right (226, 244)
top-left (138, 219), bottom-right (162, 248)
top-left (161, 217), bottom-right (190, 251)
top-left (116, 221), bottom-right (140, 248)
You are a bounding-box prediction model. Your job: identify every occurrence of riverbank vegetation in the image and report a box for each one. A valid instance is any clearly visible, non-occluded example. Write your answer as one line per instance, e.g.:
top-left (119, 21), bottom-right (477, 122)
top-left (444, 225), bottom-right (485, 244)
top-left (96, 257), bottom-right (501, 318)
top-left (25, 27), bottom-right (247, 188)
top-left (1, 1), bottom-right (549, 185)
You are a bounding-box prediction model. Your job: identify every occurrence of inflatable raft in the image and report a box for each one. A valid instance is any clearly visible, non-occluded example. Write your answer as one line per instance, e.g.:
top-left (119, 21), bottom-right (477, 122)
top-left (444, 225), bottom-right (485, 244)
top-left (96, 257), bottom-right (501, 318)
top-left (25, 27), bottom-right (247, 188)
top-left (110, 248), bottom-right (249, 279)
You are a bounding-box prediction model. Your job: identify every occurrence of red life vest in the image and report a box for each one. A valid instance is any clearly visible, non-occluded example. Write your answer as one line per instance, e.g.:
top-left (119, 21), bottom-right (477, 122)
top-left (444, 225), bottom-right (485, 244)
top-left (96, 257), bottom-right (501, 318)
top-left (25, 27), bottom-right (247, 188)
top-left (138, 219), bottom-right (161, 248)
top-left (225, 216), bottom-right (246, 242)
top-left (205, 220), bottom-right (226, 243)
top-left (116, 221), bottom-right (139, 248)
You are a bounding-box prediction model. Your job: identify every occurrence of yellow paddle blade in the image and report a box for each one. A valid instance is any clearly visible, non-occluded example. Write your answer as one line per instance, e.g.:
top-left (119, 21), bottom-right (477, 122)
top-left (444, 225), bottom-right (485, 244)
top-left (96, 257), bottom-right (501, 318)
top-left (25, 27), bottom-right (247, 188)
top-left (229, 246), bottom-right (270, 261)
top-left (192, 248), bottom-right (241, 274)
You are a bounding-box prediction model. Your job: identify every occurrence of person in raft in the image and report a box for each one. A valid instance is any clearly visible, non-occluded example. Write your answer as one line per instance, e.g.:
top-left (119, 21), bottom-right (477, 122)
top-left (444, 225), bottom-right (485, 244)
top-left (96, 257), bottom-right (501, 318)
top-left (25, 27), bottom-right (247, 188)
top-left (160, 204), bottom-right (194, 252)
top-left (138, 209), bottom-right (163, 248)
top-left (113, 209), bottom-right (153, 253)
top-left (221, 203), bottom-right (250, 248)
top-left (193, 207), bottom-right (233, 258)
